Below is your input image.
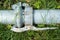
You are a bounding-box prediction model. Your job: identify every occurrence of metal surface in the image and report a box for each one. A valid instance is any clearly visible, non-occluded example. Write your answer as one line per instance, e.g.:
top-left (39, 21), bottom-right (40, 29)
top-left (34, 10), bottom-right (60, 24)
top-left (0, 2), bottom-right (58, 32)
top-left (0, 10), bottom-right (15, 24)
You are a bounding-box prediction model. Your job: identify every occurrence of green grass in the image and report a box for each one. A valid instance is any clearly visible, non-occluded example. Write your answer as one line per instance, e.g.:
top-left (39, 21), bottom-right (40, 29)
top-left (0, 0), bottom-right (60, 40)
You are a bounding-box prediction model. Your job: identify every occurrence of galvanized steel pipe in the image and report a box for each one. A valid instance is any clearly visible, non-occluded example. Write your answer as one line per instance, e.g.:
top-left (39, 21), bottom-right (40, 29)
top-left (34, 10), bottom-right (60, 24)
top-left (0, 2), bottom-right (58, 32)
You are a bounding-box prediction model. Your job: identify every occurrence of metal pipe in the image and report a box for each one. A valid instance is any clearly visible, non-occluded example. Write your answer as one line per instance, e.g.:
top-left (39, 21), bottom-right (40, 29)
top-left (0, 2), bottom-right (58, 32)
top-left (0, 10), bottom-right (60, 24)
top-left (34, 10), bottom-right (60, 24)
top-left (0, 10), bottom-right (16, 24)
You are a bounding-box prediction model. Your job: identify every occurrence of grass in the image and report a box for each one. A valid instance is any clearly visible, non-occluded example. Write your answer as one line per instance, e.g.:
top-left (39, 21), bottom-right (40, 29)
top-left (0, 0), bottom-right (60, 40)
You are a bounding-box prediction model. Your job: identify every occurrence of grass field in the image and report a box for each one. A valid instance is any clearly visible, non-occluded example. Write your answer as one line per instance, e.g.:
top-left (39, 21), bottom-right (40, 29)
top-left (0, 0), bottom-right (60, 40)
